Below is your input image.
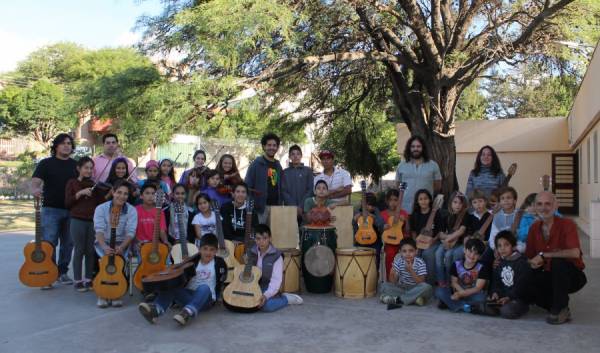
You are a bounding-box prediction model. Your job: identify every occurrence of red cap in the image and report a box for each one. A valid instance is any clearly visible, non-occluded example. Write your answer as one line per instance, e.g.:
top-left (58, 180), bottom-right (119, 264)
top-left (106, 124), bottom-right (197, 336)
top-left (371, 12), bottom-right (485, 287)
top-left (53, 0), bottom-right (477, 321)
top-left (318, 150), bottom-right (334, 159)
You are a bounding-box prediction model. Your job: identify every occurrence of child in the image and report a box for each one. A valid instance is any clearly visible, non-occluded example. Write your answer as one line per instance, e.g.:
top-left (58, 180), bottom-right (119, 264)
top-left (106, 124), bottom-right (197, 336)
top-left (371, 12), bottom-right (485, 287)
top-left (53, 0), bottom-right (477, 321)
top-left (304, 180), bottom-right (336, 226)
top-left (65, 157), bottom-right (108, 292)
top-left (93, 180), bottom-right (138, 308)
top-left (484, 186), bottom-right (518, 266)
top-left (165, 183), bottom-right (196, 245)
top-left (135, 183), bottom-right (168, 246)
top-left (246, 224), bottom-right (303, 312)
top-left (184, 167), bottom-right (203, 208)
top-left (409, 189), bottom-right (444, 285)
top-left (201, 169), bottom-right (231, 207)
top-left (466, 189), bottom-right (493, 243)
top-left (220, 183), bottom-right (259, 263)
top-left (137, 160), bottom-right (169, 197)
top-left (106, 157), bottom-right (130, 186)
top-left (435, 238), bottom-right (490, 312)
top-left (487, 230), bottom-right (531, 319)
top-left (379, 238), bottom-right (432, 309)
top-left (138, 233), bottom-right (227, 326)
top-left (435, 191), bottom-right (469, 287)
top-left (192, 193), bottom-right (217, 246)
top-left (216, 154), bottom-right (243, 190)
top-left (159, 158), bottom-right (176, 194)
top-left (352, 192), bottom-right (385, 268)
top-left (380, 189), bottom-right (409, 278)
top-left (516, 193), bottom-right (537, 253)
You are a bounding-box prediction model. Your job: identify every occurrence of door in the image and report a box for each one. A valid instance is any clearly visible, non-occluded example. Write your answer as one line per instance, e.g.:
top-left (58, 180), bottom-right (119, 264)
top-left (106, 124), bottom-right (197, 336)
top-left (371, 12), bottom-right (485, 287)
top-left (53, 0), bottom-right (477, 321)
top-left (551, 153), bottom-right (579, 215)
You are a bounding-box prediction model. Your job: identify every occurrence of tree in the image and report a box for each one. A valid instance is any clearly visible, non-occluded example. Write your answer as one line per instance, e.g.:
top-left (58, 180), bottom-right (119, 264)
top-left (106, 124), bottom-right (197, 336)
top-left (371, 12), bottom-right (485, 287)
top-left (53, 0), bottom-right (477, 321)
top-left (0, 79), bottom-right (74, 145)
top-left (140, 0), bottom-right (592, 193)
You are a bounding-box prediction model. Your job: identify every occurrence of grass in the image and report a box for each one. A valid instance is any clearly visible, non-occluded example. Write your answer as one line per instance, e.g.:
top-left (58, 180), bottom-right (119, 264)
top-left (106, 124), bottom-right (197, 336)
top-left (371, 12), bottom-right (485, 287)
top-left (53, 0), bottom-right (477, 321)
top-left (0, 199), bottom-right (35, 231)
top-left (0, 160), bottom-right (23, 168)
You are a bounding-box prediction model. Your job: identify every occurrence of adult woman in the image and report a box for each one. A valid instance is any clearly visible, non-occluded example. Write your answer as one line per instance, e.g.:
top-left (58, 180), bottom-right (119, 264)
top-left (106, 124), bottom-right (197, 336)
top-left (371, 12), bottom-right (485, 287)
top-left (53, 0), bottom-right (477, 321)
top-left (179, 150), bottom-right (208, 186)
top-left (465, 146), bottom-right (506, 199)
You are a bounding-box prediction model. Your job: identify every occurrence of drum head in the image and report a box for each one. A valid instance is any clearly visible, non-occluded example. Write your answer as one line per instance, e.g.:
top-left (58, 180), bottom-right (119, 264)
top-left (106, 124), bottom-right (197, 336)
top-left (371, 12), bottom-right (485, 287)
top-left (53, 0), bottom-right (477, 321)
top-left (305, 245), bottom-right (335, 277)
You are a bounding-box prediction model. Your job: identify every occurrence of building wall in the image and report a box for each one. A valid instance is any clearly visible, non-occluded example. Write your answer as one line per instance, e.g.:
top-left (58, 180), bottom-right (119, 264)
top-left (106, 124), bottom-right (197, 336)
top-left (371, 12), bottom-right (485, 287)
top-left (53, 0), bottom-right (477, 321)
top-left (569, 45), bottom-right (600, 148)
top-left (573, 127), bottom-right (600, 224)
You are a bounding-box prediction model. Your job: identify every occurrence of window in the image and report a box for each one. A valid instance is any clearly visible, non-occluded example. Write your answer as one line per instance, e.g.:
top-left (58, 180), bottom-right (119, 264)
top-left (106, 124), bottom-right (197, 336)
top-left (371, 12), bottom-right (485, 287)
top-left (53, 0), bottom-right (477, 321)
top-left (587, 138), bottom-right (591, 184)
top-left (595, 131), bottom-right (598, 183)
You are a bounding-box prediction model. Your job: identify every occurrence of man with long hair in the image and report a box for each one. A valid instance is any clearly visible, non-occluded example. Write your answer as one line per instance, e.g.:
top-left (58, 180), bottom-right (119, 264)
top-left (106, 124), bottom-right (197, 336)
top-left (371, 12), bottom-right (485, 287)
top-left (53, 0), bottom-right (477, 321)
top-left (395, 136), bottom-right (442, 213)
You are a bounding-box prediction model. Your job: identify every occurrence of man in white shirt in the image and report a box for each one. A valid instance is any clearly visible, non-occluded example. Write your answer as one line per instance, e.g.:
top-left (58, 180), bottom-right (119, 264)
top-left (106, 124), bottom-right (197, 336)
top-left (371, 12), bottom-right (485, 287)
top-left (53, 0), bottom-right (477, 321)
top-left (248, 224), bottom-right (303, 311)
top-left (314, 150), bottom-right (353, 204)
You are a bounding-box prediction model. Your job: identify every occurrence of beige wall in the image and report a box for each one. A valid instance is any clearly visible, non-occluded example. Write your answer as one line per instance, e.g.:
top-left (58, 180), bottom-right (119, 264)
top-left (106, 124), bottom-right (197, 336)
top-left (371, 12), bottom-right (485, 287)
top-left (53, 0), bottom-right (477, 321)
top-left (573, 125), bottom-right (600, 224)
top-left (569, 44), bottom-right (600, 148)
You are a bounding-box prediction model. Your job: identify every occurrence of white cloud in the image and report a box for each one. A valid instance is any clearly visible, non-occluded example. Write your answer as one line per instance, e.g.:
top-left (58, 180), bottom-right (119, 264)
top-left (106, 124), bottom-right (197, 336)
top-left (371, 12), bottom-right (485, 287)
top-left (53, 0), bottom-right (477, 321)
top-left (0, 29), bottom-right (49, 73)
top-left (114, 31), bottom-right (140, 47)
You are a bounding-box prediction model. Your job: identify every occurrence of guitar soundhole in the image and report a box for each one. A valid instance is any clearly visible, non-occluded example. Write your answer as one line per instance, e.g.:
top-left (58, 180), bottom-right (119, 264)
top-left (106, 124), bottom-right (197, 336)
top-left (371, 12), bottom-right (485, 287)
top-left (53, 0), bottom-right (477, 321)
top-left (31, 250), bottom-right (45, 263)
top-left (105, 264), bottom-right (116, 275)
top-left (239, 273), bottom-right (254, 283)
top-left (148, 252), bottom-right (160, 264)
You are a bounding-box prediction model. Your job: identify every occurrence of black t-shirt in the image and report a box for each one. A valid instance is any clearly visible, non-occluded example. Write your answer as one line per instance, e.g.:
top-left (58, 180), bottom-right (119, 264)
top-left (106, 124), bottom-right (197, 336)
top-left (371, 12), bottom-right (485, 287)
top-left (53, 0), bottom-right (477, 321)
top-left (450, 260), bottom-right (491, 289)
top-left (466, 212), bottom-right (493, 241)
top-left (409, 210), bottom-right (444, 235)
top-left (32, 157), bottom-right (78, 209)
top-left (265, 160), bottom-right (280, 206)
top-left (220, 202), bottom-right (259, 242)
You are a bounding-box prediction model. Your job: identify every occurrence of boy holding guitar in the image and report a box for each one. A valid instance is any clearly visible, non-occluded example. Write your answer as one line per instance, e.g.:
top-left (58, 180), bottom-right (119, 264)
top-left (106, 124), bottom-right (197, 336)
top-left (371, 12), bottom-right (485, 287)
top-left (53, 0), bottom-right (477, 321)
top-left (93, 180), bottom-right (137, 308)
top-left (139, 233), bottom-right (228, 326)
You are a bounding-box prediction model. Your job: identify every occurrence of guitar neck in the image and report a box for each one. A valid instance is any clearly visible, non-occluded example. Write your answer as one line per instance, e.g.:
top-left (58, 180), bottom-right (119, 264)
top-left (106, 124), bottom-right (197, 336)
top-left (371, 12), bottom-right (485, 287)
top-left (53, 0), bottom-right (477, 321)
top-left (361, 190), bottom-right (368, 218)
top-left (478, 211), bottom-right (495, 234)
top-left (423, 208), bottom-right (437, 233)
top-left (452, 210), bottom-right (467, 232)
top-left (510, 210), bottom-right (524, 235)
top-left (214, 209), bottom-right (226, 249)
top-left (34, 207), bottom-right (42, 250)
top-left (152, 207), bottom-right (162, 250)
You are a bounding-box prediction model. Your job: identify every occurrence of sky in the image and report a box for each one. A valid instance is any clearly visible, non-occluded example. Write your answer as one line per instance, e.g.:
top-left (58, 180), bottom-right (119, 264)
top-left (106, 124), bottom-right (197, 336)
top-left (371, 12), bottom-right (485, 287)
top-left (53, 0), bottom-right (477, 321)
top-left (0, 0), bottom-right (164, 73)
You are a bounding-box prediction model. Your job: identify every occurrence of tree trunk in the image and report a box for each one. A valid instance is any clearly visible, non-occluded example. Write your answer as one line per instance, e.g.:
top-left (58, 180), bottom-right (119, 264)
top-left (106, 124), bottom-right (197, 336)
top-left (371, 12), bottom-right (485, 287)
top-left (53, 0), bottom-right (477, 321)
top-left (428, 134), bottom-right (457, 195)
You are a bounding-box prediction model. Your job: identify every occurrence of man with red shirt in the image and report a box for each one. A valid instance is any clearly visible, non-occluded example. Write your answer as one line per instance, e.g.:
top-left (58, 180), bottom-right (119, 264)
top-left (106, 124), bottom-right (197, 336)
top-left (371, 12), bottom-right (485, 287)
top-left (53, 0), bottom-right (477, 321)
top-left (522, 191), bottom-right (587, 325)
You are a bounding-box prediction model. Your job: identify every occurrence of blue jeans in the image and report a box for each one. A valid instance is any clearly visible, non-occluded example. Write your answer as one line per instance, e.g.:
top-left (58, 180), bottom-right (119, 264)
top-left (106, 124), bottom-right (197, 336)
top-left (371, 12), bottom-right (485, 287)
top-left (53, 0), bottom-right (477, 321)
top-left (154, 284), bottom-right (214, 316)
top-left (41, 207), bottom-right (72, 275)
top-left (435, 286), bottom-right (487, 312)
top-left (262, 294), bottom-right (288, 312)
top-left (435, 245), bottom-right (464, 284)
top-left (419, 242), bottom-right (440, 285)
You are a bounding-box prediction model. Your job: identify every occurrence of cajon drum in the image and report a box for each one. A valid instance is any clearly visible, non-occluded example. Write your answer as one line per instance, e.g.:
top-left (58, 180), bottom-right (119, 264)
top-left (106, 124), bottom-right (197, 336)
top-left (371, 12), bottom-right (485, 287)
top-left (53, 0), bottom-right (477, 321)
top-left (269, 206), bottom-right (299, 249)
top-left (331, 205), bottom-right (354, 248)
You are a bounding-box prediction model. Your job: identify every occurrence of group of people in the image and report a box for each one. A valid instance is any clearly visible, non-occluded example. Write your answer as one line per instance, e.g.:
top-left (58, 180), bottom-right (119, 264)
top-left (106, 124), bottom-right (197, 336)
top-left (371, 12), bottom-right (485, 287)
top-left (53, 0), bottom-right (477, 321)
top-left (28, 131), bottom-right (587, 326)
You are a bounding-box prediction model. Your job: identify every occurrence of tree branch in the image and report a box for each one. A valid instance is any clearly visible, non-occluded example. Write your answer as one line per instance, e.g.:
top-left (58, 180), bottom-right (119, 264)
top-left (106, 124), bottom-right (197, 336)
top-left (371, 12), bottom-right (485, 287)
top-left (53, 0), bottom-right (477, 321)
top-left (398, 0), bottom-right (443, 69)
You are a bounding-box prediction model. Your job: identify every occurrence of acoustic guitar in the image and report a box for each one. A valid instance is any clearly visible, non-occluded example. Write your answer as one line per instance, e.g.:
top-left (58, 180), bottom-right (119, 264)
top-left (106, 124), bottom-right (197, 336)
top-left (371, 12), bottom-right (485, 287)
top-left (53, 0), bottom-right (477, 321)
top-left (502, 163), bottom-right (518, 187)
top-left (93, 205), bottom-right (128, 300)
top-left (223, 200), bottom-right (263, 312)
top-left (142, 253), bottom-right (200, 293)
top-left (19, 196), bottom-right (59, 287)
top-left (212, 201), bottom-right (239, 283)
top-left (471, 205), bottom-right (501, 243)
top-left (381, 182), bottom-right (408, 245)
top-left (442, 208), bottom-right (467, 250)
top-left (169, 202), bottom-right (199, 264)
top-left (134, 190), bottom-right (169, 291)
top-left (415, 195), bottom-right (444, 250)
top-left (354, 180), bottom-right (377, 245)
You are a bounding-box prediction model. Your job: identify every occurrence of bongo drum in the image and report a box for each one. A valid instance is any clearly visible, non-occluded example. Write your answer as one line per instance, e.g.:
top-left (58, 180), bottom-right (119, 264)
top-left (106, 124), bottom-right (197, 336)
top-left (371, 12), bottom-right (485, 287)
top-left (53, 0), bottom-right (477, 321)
top-left (280, 248), bottom-right (301, 293)
top-left (300, 226), bottom-right (337, 293)
top-left (334, 247), bottom-right (377, 299)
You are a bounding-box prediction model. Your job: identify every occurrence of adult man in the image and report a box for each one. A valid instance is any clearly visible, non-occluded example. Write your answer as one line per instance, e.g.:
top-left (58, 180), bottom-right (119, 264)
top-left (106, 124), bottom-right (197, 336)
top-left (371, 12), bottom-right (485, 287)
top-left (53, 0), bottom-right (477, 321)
top-left (282, 145), bottom-right (314, 220)
top-left (313, 150), bottom-right (352, 204)
top-left (31, 133), bottom-right (78, 288)
top-left (395, 136), bottom-right (442, 213)
top-left (245, 133), bottom-right (284, 224)
top-left (521, 191), bottom-right (587, 325)
top-left (92, 133), bottom-right (137, 183)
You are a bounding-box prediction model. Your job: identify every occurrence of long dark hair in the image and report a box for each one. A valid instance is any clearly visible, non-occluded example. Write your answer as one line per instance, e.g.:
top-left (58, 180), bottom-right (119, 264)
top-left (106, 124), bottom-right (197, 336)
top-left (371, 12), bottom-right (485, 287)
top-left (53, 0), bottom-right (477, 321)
top-left (473, 145), bottom-right (503, 176)
top-left (106, 157), bottom-right (129, 185)
top-left (50, 133), bottom-right (75, 157)
top-left (216, 154), bottom-right (239, 176)
top-left (412, 188), bottom-right (432, 215)
top-left (403, 135), bottom-right (429, 162)
top-left (159, 159), bottom-right (176, 185)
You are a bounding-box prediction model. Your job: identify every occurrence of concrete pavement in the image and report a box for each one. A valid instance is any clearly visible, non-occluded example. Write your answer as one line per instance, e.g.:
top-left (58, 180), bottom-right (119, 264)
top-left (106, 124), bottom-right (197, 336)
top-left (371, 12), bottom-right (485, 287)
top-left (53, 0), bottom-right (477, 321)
top-left (1, 231), bottom-right (598, 353)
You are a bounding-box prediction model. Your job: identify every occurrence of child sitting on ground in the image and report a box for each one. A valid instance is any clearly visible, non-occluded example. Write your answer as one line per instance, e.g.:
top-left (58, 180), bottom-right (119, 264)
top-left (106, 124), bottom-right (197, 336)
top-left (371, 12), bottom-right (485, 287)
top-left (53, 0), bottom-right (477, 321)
top-left (379, 238), bottom-right (432, 310)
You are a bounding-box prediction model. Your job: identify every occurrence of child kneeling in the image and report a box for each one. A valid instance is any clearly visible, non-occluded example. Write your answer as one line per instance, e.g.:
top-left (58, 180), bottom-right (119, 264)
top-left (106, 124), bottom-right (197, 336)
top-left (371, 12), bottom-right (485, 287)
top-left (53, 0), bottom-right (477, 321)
top-left (436, 238), bottom-right (490, 312)
top-left (380, 238), bottom-right (432, 309)
top-left (138, 233), bottom-right (227, 326)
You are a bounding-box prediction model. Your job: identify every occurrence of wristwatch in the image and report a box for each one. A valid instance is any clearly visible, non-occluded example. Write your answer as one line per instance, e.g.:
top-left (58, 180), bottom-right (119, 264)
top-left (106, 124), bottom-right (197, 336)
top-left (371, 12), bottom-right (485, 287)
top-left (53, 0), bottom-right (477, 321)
top-left (538, 251), bottom-right (545, 259)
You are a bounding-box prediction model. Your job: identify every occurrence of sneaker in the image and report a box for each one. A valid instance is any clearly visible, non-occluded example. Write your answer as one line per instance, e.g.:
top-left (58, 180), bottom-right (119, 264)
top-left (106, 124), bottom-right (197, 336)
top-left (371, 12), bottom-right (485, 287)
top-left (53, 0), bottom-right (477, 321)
top-left (41, 284), bottom-right (53, 290)
top-left (112, 300), bottom-right (123, 307)
top-left (415, 296), bottom-right (426, 306)
top-left (547, 307), bottom-right (571, 325)
top-left (380, 295), bottom-right (397, 305)
top-left (84, 281), bottom-right (93, 290)
top-left (437, 301), bottom-right (448, 310)
top-left (74, 282), bottom-right (87, 292)
top-left (138, 303), bottom-right (159, 324)
top-left (97, 298), bottom-right (109, 308)
top-left (143, 292), bottom-right (157, 303)
top-left (58, 274), bottom-right (73, 285)
top-left (283, 293), bottom-right (303, 305)
top-left (173, 308), bottom-right (193, 326)
top-left (387, 303), bottom-right (403, 310)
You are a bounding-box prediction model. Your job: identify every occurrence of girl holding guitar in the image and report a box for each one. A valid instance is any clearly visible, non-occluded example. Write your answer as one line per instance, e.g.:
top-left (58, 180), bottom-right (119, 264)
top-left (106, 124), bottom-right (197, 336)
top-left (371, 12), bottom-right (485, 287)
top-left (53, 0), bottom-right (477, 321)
top-left (92, 180), bottom-right (138, 308)
top-left (435, 192), bottom-right (469, 287)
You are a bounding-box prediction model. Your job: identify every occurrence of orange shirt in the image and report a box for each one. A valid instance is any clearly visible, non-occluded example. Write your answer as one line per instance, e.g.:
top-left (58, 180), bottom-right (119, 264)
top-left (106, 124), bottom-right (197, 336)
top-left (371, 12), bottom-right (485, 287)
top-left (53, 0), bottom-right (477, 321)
top-left (525, 217), bottom-right (584, 270)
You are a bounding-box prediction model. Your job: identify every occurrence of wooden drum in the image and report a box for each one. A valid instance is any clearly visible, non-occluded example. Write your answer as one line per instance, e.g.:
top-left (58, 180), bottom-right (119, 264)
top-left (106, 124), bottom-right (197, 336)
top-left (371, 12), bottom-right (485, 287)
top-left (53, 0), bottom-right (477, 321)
top-left (280, 248), bottom-right (301, 293)
top-left (334, 247), bottom-right (377, 299)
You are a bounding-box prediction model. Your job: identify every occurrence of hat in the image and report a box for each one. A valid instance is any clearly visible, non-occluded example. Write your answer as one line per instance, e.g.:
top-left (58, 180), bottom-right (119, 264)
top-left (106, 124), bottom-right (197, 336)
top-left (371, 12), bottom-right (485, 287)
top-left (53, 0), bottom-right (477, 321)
top-left (318, 150), bottom-right (334, 159)
top-left (145, 160), bottom-right (159, 170)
